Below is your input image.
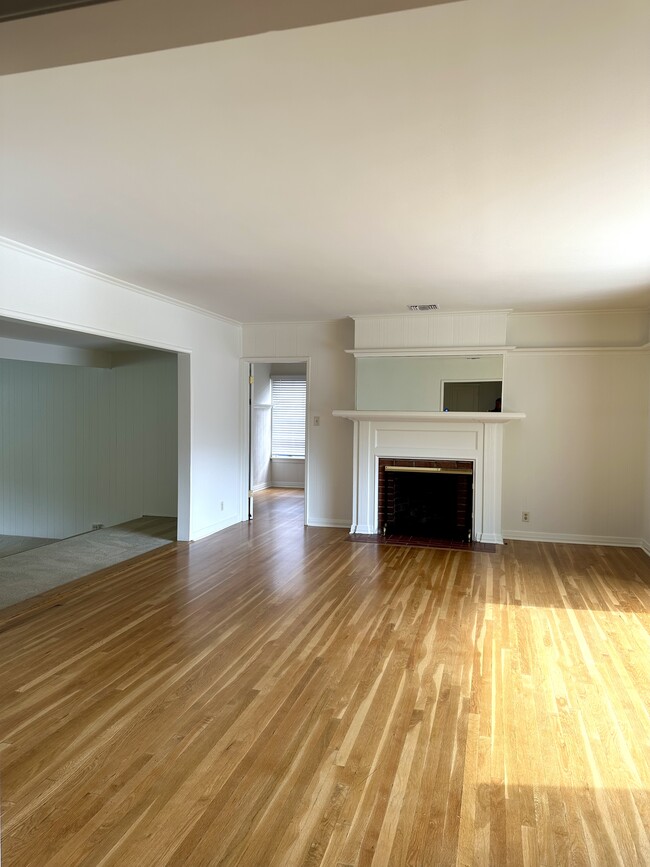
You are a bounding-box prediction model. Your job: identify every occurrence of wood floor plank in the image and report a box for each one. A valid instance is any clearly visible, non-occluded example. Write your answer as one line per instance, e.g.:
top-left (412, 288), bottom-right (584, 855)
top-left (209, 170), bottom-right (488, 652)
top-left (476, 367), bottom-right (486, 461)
top-left (1, 489), bottom-right (649, 866)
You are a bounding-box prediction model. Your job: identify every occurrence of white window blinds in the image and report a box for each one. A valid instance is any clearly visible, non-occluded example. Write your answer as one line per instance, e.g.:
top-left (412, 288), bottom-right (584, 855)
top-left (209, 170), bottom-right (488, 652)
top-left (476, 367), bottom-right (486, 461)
top-left (271, 377), bottom-right (306, 458)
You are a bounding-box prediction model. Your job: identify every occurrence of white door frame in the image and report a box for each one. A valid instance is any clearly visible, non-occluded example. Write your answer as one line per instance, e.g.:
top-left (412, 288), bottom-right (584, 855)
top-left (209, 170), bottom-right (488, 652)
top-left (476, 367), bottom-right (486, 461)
top-left (240, 356), bottom-right (311, 526)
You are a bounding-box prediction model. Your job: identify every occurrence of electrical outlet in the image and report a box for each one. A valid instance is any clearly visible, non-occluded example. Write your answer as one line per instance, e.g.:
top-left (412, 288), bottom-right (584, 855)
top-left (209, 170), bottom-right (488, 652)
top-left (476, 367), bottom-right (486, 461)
top-left (521, 511), bottom-right (530, 523)
top-left (92, 523), bottom-right (104, 530)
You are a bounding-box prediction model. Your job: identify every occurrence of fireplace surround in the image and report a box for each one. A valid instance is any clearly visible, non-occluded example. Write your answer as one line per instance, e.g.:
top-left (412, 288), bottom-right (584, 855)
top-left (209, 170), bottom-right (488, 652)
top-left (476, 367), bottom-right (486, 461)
top-left (333, 410), bottom-right (525, 544)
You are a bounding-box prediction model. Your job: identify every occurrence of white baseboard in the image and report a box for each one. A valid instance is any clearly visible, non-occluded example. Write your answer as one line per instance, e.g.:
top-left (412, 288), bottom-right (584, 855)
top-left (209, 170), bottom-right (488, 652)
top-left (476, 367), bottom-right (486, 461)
top-left (351, 524), bottom-right (376, 535)
top-left (270, 483), bottom-right (305, 489)
top-left (190, 514), bottom-right (239, 541)
top-left (504, 530), bottom-right (646, 549)
top-left (252, 482), bottom-right (270, 492)
top-left (307, 518), bottom-right (351, 529)
top-left (478, 533), bottom-right (504, 545)
top-left (640, 539), bottom-right (650, 558)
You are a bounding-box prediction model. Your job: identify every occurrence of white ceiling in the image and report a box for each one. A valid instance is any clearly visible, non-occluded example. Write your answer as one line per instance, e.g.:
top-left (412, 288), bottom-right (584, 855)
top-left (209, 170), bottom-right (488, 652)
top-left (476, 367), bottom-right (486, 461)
top-left (1, 0), bottom-right (649, 323)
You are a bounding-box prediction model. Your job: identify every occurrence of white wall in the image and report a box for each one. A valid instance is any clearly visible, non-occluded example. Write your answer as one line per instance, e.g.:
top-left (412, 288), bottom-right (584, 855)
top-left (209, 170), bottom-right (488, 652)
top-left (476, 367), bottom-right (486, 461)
top-left (508, 310), bottom-right (649, 348)
top-left (0, 352), bottom-right (177, 537)
top-left (353, 312), bottom-right (509, 349)
top-left (503, 349), bottom-right (649, 545)
top-left (0, 239), bottom-right (242, 541)
top-left (271, 459), bottom-right (305, 488)
top-left (136, 352), bottom-right (179, 516)
top-left (342, 310), bottom-right (650, 548)
top-left (4, 243), bottom-right (647, 549)
top-left (251, 362), bottom-right (272, 490)
top-left (643, 353), bottom-right (650, 555)
top-left (503, 311), bottom-right (650, 545)
top-left (243, 313), bottom-right (650, 545)
top-left (242, 320), bottom-right (355, 527)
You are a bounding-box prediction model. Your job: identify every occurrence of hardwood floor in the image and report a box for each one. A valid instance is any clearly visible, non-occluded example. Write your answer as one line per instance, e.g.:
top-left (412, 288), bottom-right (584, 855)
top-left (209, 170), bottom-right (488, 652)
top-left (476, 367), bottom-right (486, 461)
top-left (1, 488), bottom-right (649, 866)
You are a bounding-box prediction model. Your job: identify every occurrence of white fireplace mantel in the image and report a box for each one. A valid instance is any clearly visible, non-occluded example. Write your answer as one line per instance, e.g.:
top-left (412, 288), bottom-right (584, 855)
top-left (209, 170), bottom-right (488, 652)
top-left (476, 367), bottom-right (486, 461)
top-left (333, 409), bottom-right (525, 544)
top-left (333, 410), bottom-right (525, 424)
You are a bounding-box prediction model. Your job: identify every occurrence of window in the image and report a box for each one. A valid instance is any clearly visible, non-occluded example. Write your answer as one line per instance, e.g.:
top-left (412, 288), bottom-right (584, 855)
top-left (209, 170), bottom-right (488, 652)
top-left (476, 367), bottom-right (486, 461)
top-left (271, 377), bottom-right (306, 458)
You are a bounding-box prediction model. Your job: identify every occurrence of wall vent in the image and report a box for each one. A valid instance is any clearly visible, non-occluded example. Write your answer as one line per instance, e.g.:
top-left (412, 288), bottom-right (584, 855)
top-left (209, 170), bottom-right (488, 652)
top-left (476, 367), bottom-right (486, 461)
top-left (408, 304), bottom-right (438, 312)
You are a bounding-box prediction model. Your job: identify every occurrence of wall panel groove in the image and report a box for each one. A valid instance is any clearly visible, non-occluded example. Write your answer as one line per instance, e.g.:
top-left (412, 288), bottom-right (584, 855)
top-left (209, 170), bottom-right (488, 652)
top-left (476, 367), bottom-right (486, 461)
top-left (0, 353), bottom-right (177, 539)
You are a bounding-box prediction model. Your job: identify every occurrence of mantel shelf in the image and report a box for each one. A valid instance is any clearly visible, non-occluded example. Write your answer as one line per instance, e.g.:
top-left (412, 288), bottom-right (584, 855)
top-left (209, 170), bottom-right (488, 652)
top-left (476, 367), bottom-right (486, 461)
top-left (333, 410), bottom-right (526, 424)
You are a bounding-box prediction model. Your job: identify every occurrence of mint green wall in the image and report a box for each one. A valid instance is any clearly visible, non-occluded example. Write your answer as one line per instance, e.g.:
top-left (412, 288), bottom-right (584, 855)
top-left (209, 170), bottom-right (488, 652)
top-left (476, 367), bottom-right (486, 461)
top-left (356, 355), bottom-right (503, 411)
top-left (0, 352), bottom-right (177, 538)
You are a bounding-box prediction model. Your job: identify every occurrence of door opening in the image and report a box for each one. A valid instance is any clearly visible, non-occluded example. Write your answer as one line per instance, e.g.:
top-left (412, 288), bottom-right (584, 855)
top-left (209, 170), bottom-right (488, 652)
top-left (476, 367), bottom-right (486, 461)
top-left (244, 360), bottom-right (308, 525)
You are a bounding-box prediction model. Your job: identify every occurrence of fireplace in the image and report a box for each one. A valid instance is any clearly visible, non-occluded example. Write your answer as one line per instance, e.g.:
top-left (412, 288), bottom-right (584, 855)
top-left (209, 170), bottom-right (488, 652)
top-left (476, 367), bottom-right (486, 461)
top-left (333, 410), bottom-right (525, 544)
top-left (378, 458), bottom-right (473, 542)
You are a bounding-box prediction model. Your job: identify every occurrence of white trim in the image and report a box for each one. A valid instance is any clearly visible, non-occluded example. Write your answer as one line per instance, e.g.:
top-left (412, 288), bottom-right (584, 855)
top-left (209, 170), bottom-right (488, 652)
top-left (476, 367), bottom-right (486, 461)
top-left (508, 307), bottom-right (650, 317)
top-left (0, 303), bottom-right (195, 356)
top-left (505, 530), bottom-right (647, 548)
top-left (511, 344), bottom-right (650, 355)
top-left (269, 483), bottom-right (305, 489)
top-left (239, 360), bottom-right (251, 523)
top-left (191, 514), bottom-right (241, 541)
top-left (481, 533), bottom-right (504, 545)
top-left (307, 518), bottom-right (351, 528)
top-left (640, 539), bottom-right (650, 558)
top-left (348, 346), bottom-right (512, 357)
top-left (176, 353), bottom-right (192, 542)
top-left (242, 319), bottom-right (343, 327)
top-left (252, 482), bottom-right (270, 492)
top-left (349, 344), bottom-right (650, 357)
top-left (334, 410), bottom-right (525, 424)
top-left (350, 309), bottom-right (514, 319)
top-left (243, 356), bottom-right (311, 362)
top-left (0, 236), bottom-right (240, 328)
top-left (342, 418), bottom-right (505, 543)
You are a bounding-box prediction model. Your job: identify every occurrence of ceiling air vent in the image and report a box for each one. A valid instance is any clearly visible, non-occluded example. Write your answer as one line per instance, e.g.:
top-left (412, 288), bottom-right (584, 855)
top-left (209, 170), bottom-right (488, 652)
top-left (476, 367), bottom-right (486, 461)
top-left (408, 304), bottom-right (438, 312)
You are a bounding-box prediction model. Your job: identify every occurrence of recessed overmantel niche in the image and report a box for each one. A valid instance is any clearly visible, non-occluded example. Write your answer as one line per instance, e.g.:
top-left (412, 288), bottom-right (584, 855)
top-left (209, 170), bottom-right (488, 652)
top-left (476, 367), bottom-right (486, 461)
top-left (334, 310), bottom-right (525, 545)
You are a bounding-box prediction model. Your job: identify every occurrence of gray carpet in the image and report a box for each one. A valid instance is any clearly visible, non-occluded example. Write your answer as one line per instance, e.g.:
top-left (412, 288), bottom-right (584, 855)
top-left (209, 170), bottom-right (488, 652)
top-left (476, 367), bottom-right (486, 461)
top-left (0, 517), bottom-right (176, 611)
top-left (0, 534), bottom-right (58, 559)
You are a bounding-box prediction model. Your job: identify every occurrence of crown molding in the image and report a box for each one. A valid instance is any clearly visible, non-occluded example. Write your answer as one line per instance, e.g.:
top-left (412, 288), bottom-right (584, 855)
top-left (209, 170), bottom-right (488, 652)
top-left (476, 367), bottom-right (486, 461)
top-left (242, 318), bottom-right (345, 327)
top-left (508, 307), bottom-right (650, 317)
top-left (0, 236), bottom-right (242, 328)
top-left (347, 345), bottom-right (512, 357)
top-left (349, 309), bottom-right (513, 320)
top-left (511, 344), bottom-right (650, 355)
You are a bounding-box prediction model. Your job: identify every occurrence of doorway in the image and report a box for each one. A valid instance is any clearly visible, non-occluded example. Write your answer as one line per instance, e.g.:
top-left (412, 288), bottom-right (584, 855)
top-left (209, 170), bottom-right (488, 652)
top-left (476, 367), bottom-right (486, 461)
top-left (0, 315), bottom-right (194, 610)
top-left (244, 360), bottom-right (309, 524)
